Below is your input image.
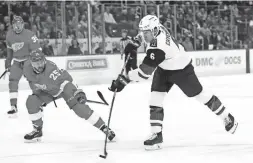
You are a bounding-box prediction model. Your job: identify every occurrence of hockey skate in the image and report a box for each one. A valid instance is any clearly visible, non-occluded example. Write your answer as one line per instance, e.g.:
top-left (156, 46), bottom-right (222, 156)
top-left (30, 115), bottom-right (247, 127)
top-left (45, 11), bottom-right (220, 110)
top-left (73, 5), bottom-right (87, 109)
top-left (24, 126), bottom-right (43, 143)
top-left (101, 125), bottom-right (116, 142)
top-left (7, 105), bottom-right (18, 118)
top-left (144, 132), bottom-right (163, 150)
top-left (224, 113), bottom-right (238, 134)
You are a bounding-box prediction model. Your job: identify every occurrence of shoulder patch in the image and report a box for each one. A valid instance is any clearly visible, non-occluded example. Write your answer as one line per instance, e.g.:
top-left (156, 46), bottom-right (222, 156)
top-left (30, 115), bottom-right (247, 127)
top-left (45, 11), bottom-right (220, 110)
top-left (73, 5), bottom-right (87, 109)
top-left (150, 39), bottom-right (157, 47)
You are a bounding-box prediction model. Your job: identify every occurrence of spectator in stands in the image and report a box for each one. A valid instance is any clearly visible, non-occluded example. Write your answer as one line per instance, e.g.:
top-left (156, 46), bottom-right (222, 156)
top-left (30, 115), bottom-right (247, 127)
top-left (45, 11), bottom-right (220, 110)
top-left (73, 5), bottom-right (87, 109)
top-left (0, 23), bottom-right (6, 41)
top-left (42, 40), bottom-right (54, 56)
top-left (44, 15), bottom-right (55, 32)
top-left (182, 36), bottom-right (194, 51)
top-left (195, 38), bottom-right (203, 50)
top-left (40, 28), bottom-right (51, 39)
top-left (127, 8), bottom-right (136, 22)
top-left (3, 16), bottom-right (10, 31)
top-left (104, 6), bottom-right (117, 24)
top-left (210, 31), bottom-right (219, 50)
top-left (0, 42), bottom-right (6, 58)
top-left (31, 24), bottom-right (40, 38)
top-left (116, 8), bottom-right (128, 23)
top-left (34, 15), bottom-right (44, 33)
top-left (199, 22), bottom-right (211, 49)
top-left (67, 38), bottom-right (83, 55)
top-left (76, 24), bottom-right (85, 38)
top-left (216, 42), bottom-right (229, 50)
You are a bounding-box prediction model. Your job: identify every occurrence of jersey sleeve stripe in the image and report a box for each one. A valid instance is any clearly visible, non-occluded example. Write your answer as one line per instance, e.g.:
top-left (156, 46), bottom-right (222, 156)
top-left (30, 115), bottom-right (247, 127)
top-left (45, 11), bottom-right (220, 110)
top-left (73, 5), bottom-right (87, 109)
top-left (138, 68), bottom-right (150, 79)
top-left (138, 72), bottom-right (149, 79)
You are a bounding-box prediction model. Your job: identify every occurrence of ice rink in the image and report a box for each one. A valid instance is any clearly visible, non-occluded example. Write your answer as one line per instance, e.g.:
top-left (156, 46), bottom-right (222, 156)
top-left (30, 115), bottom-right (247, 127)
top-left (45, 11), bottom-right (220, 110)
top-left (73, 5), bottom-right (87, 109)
top-left (0, 74), bottom-right (253, 163)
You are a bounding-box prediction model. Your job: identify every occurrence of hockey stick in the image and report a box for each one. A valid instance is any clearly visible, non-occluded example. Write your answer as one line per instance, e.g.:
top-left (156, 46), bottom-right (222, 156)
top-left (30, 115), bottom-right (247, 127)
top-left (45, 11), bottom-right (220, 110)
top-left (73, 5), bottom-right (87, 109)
top-left (99, 54), bottom-right (131, 159)
top-left (85, 91), bottom-right (108, 105)
top-left (0, 70), bottom-right (7, 79)
top-left (86, 99), bottom-right (108, 105)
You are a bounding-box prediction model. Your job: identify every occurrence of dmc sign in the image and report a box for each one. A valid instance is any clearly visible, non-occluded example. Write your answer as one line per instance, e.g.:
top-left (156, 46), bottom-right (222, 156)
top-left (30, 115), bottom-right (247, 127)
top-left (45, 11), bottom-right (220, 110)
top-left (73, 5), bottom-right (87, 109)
top-left (195, 56), bottom-right (241, 67)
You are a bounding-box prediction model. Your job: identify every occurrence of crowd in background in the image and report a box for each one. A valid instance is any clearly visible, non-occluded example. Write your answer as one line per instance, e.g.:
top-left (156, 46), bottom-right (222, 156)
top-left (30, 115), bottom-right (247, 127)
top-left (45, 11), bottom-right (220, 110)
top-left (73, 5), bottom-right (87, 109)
top-left (0, 1), bottom-right (253, 57)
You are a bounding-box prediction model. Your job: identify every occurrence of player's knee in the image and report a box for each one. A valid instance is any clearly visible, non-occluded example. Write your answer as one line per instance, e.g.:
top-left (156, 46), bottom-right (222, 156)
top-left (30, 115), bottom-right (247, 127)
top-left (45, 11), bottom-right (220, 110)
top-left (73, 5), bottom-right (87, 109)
top-left (9, 80), bottom-right (19, 90)
top-left (149, 91), bottom-right (166, 108)
top-left (72, 104), bottom-right (93, 120)
top-left (66, 89), bottom-right (87, 109)
top-left (26, 95), bottom-right (41, 114)
top-left (183, 85), bottom-right (203, 97)
top-left (26, 95), bottom-right (43, 121)
top-left (74, 89), bottom-right (87, 104)
top-left (194, 89), bottom-right (213, 104)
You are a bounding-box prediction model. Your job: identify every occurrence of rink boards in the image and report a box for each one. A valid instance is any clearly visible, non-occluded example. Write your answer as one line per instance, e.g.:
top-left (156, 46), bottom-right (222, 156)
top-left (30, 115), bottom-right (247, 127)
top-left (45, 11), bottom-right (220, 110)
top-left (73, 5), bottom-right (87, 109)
top-left (0, 49), bottom-right (251, 91)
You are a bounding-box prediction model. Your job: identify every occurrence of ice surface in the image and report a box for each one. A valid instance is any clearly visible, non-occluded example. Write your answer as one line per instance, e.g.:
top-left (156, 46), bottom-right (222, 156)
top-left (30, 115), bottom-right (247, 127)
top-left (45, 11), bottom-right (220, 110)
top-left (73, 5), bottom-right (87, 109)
top-left (0, 74), bottom-right (253, 163)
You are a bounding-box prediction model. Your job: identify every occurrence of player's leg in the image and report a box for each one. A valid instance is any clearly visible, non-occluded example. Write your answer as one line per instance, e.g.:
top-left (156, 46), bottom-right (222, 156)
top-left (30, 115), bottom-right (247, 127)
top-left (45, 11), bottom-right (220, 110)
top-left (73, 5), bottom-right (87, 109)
top-left (125, 52), bottom-right (131, 78)
top-left (144, 67), bottom-right (173, 150)
top-left (130, 50), bottom-right (138, 70)
top-left (7, 61), bottom-right (23, 117)
top-left (62, 82), bottom-right (116, 141)
top-left (173, 63), bottom-right (238, 134)
top-left (24, 92), bottom-right (53, 142)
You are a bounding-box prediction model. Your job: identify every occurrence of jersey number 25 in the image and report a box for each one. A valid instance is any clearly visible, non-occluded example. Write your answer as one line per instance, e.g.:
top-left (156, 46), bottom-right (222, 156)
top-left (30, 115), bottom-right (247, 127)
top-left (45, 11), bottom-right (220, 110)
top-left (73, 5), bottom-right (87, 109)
top-left (49, 70), bottom-right (61, 81)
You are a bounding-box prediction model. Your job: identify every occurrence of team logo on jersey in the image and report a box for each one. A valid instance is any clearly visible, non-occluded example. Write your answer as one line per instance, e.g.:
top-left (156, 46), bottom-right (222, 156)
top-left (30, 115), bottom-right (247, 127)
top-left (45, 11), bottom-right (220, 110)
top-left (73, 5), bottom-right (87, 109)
top-left (11, 42), bottom-right (24, 52)
top-left (150, 39), bottom-right (157, 47)
top-left (34, 83), bottom-right (47, 90)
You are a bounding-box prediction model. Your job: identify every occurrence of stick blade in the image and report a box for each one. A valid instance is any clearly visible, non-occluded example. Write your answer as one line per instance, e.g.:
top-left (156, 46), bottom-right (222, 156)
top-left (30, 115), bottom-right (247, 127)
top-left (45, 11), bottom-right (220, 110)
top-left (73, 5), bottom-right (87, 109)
top-left (97, 91), bottom-right (109, 105)
top-left (99, 154), bottom-right (107, 159)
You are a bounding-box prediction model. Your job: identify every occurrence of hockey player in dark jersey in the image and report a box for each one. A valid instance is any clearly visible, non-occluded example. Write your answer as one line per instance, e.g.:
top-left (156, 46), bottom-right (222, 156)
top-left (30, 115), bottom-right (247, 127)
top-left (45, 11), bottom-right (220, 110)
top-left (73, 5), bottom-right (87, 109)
top-left (23, 49), bottom-right (116, 142)
top-left (109, 15), bottom-right (238, 150)
top-left (5, 15), bottom-right (41, 117)
top-left (120, 29), bottom-right (141, 79)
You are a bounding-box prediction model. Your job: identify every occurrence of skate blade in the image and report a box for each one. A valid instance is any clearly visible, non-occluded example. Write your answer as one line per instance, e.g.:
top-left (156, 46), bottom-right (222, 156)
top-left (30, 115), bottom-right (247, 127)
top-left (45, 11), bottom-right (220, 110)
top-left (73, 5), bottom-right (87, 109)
top-left (229, 121), bottom-right (238, 134)
top-left (24, 137), bottom-right (42, 143)
top-left (145, 143), bottom-right (162, 151)
top-left (8, 113), bottom-right (18, 119)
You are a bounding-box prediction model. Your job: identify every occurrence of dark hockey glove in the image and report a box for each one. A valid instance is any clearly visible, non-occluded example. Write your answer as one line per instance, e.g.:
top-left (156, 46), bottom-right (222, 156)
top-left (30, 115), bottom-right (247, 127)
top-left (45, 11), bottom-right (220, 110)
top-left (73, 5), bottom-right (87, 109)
top-left (108, 75), bottom-right (130, 92)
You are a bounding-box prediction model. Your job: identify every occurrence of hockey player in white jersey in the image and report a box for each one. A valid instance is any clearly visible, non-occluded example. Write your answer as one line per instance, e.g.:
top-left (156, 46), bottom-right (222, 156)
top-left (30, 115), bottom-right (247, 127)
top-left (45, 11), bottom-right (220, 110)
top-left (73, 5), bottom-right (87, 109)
top-left (108, 15), bottom-right (238, 150)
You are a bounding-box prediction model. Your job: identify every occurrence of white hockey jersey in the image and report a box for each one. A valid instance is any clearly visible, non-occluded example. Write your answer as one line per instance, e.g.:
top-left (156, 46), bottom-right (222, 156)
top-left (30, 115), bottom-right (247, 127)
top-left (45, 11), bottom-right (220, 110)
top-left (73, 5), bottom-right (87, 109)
top-left (129, 25), bottom-right (191, 81)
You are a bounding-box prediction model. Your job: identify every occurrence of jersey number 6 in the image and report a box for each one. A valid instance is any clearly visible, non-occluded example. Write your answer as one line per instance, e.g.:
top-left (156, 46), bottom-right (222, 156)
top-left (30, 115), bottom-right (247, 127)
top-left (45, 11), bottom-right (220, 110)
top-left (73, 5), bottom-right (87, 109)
top-left (49, 70), bottom-right (61, 81)
top-left (150, 53), bottom-right (155, 60)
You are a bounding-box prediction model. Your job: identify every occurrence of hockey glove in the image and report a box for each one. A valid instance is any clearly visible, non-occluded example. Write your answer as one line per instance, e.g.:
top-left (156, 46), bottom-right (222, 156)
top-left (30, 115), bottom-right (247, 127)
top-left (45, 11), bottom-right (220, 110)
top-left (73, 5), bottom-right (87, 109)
top-left (108, 75), bottom-right (130, 92)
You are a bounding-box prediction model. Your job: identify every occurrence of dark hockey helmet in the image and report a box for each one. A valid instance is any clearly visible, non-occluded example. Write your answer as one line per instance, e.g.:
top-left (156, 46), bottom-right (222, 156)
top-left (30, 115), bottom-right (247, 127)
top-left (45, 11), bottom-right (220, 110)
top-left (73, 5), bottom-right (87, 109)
top-left (12, 15), bottom-right (24, 34)
top-left (30, 49), bottom-right (46, 73)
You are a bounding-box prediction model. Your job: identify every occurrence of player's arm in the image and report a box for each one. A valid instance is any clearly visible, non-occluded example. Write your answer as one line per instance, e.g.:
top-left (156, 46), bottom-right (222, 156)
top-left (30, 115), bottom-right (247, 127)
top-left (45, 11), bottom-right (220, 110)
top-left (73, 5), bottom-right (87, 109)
top-left (120, 39), bottom-right (124, 59)
top-left (5, 33), bottom-right (13, 70)
top-left (130, 34), bottom-right (142, 48)
top-left (108, 48), bottom-right (165, 92)
top-left (47, 64), bottom-right (73, 97)
top-left (23, 62), bottom-right (41, 95)
top-left (129, 49), bottom-right (165, 82)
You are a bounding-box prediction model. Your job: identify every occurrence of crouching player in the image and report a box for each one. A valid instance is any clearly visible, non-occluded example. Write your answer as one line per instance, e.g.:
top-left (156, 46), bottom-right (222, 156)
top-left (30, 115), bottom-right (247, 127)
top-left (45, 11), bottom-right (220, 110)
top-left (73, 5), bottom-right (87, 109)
top-left (23, 49), bottom-right (115, 142)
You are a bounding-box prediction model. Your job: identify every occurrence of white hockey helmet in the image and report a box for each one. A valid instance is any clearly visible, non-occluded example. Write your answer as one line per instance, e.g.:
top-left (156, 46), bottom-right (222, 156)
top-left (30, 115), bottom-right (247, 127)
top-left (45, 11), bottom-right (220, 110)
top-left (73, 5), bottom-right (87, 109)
top-left (139, 15), bottom-right (160, 37)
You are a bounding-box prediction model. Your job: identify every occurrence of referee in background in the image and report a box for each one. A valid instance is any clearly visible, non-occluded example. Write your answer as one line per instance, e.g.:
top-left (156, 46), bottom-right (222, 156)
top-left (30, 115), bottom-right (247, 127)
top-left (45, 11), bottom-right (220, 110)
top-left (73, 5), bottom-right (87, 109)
top-left (120, 29), bottom-right (141, 79)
